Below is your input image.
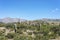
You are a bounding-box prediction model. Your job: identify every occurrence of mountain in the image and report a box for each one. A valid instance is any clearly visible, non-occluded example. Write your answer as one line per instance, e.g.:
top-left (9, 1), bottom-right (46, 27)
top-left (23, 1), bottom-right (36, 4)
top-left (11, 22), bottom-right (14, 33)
top-left (0, 17), bottom-right (27, 23)
top-left (41, 18), bottom-right (60, 22)
top-left (0, 17), bottom-right (60, 24)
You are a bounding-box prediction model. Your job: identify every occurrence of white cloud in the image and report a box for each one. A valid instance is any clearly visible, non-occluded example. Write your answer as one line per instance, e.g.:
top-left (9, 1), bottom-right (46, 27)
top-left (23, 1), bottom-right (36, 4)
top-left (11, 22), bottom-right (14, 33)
top-left (55, 8), bottom-right (59, 10)
top-left (50, 8), bottom-right (59, 13)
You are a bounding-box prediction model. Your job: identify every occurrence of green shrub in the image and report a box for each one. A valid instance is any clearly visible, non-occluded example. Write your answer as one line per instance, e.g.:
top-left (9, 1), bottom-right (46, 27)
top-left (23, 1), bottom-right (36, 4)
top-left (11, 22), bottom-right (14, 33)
top-left (6, 33), bottom-right (15, 39)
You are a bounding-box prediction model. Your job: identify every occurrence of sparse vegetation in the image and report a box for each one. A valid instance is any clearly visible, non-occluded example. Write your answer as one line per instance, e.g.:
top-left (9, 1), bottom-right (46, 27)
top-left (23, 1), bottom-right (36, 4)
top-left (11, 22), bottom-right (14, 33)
top-left (0, 20), bottom-right (60, 40)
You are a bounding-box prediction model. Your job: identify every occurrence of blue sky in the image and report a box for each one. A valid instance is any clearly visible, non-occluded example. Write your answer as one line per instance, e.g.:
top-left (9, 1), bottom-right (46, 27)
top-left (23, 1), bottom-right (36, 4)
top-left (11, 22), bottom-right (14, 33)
top-left (0, 0), bottom-right (60, 20)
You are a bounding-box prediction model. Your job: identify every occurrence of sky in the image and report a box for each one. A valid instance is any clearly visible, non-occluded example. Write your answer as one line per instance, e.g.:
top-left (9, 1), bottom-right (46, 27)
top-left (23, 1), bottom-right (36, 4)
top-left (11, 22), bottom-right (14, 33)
top-left (0, 0), bottom-right (60, 20)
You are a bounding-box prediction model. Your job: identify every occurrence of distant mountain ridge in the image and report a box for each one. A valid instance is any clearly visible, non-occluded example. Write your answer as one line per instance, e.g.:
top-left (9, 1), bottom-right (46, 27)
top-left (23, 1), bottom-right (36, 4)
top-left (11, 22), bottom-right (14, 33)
top-left (41, 18), bottom-right (60, 22)
top-left (0, 17), bottom-right (27, 23)
top-left (0, 17), bottom-right (60, 23)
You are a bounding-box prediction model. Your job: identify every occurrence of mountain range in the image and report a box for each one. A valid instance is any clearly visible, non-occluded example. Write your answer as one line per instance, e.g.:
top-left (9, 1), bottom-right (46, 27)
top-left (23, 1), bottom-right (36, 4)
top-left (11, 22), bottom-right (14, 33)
top-left (0, 17), bottom-right (27, 23)
top-left (0, 17), bottom-right (60, 23)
